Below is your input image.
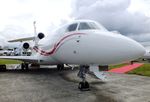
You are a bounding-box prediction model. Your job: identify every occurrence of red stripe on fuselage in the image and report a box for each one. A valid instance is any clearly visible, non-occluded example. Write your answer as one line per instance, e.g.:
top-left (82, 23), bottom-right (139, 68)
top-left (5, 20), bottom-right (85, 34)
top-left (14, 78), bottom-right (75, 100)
top-left (33, 33), bottom-right (85, 56)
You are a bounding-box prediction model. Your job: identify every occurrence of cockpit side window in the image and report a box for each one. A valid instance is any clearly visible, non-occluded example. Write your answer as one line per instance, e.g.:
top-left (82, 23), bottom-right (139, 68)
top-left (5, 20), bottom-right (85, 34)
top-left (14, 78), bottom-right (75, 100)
top-left (67, 23), bottom-right (78, 32)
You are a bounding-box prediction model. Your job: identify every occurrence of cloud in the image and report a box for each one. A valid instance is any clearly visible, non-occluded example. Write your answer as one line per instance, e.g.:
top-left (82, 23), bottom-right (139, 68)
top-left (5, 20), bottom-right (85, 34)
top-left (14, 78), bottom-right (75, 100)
top-left (0, 36), bottom-right (7, 47)
top-left (0, 25), bottom-right (33, 47)
top-left (0, 0), bottom-right (72, 46)
top-left (128, 33), bottom-right (150, 42)
top-left (1, 0), bottom-right (150, 47)
top-left (71, 0), bottom-right (150, 41)
top-left (0, 25), bottom-right (32, 38)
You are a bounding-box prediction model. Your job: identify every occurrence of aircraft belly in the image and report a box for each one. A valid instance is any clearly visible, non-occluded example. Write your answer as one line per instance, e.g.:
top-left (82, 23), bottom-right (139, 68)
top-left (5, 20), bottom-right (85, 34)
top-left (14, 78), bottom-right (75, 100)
top-left (37, 55), bottom-right (60, 65)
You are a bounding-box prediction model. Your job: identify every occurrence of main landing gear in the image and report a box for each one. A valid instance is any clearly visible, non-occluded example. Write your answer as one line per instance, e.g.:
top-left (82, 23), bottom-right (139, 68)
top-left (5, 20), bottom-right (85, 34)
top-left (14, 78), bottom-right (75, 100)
top-left (0, 65), bottom-right (6, 71)
top-left (77, 65), bottom-right (90, 91)
top-left (21, 63), bottom-right (29, 71)
top-left (57, 64), bottom-right (64, 70)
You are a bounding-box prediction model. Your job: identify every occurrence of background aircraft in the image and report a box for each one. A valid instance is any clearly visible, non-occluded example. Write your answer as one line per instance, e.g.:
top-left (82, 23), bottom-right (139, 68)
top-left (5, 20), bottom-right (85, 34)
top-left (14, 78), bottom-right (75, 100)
top-left (0, 20), bottom-right (145, 90)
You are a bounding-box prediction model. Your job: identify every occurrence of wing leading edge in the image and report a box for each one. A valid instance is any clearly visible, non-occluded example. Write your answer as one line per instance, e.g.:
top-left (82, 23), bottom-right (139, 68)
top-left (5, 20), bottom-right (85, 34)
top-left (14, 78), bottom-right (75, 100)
top-left (8, 37), bottom-right (35, 42)
top-left (0, 56), bottom-right (38, 63)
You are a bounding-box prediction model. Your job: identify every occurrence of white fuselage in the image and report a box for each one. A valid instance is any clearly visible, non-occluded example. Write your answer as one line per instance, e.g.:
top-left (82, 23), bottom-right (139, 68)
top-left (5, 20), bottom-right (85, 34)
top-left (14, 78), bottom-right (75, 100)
top-left (33, 20), bottom-right (145, 65)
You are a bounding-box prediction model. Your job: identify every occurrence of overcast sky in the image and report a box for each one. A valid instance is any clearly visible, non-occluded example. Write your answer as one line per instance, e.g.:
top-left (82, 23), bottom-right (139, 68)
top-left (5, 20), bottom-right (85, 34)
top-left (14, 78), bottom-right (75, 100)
top-left (0, 0), bottom-right (72, 45)
top-left (0, 0), bottom-right (150, 46)
top-left (72, 0), bottom-right (150, 42)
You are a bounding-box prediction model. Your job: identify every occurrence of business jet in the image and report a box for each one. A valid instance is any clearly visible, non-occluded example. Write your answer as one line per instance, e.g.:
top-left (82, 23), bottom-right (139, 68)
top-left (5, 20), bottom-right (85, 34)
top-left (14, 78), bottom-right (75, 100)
top-left (0, 20), bottom-right (145, 90)
top-left (134, 42), bottom-right (150, 63)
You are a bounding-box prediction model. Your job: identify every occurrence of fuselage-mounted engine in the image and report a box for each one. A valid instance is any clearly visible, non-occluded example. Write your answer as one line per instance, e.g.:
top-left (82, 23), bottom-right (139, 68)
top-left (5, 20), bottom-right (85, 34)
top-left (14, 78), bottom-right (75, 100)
top-left (37, 32), bottom-right (45, 40)
top-left (23, 42), bottom-right (30, 50)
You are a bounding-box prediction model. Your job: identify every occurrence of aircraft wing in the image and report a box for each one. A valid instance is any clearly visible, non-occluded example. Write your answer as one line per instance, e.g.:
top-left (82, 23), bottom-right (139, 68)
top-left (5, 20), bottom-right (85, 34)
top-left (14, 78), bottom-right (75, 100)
top-left (0, 56), bottom-right (38, 63)
top-left (8, 37), bottom-right (35, 42)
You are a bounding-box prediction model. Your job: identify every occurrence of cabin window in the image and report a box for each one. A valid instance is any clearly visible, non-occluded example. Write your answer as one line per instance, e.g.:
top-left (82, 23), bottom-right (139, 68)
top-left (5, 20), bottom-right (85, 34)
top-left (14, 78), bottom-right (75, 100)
top-left (67, 23), bottom-right (78, 32)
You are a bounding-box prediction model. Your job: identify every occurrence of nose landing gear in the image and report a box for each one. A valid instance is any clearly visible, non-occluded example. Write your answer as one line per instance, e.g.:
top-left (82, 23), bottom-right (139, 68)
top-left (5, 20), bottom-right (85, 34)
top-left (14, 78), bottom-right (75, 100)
top-left (77, 65), bottom-right (90, 91)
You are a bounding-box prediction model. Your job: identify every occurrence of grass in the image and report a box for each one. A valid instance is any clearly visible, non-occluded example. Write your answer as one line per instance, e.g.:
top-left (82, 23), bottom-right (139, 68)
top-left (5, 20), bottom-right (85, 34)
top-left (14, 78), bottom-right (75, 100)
top-left (128, 64), bottom-right (150, 77)
top-left (0, 58), bottom-right (150, 77)
top-left (109, 63), bottom-right (150, 77)
top-left (109, 63), bottom-right (127, 70)
top-left (0, 59), bottom-right (22, 64)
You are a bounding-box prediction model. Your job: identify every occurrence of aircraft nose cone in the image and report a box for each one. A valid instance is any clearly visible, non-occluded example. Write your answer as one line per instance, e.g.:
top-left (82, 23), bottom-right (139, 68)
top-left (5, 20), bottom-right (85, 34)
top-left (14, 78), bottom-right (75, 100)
top-left (133, 42), bottom-right (146, 56)
top-left (120, 36), bottom-right (146, 60)
top-left (93, 32), bottom-right (146, 64)
top-left (73, 32), bottom-right (146, 65)
top-left (126, 39), bottom-right (146, 57)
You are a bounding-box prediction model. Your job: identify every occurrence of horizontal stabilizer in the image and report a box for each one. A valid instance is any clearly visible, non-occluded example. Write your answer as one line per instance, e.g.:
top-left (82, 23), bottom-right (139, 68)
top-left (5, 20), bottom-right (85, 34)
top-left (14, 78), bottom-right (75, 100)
top-left (8, 37), bottom-right (35, 42)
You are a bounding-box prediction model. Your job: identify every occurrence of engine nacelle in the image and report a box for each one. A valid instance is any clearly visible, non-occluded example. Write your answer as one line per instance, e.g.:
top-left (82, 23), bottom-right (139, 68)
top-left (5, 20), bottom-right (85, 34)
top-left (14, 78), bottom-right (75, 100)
top-left (37, 32), bottom-right (45, 39)
top-left (23, 42), bottom-right (30, 49)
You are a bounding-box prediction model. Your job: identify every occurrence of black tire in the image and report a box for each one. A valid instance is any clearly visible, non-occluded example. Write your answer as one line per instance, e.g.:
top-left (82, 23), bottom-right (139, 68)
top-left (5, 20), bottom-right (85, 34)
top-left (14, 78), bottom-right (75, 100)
top-left (84, 81), bottom-right (89, 88)
top-left (21, 63), bottom-right (29, 71)
top-left (57, 64), bottom-right (64, 70)
top-left (78, 81), bottom-right (90, 91)
top-left (78, 82), bottom-right (84, 90)
top-left (0, 65), bottom-right (6, 72)
top-left (25, 63), bottom-right (29, 70)
top-left (21, 63), bottom-right (25, 70)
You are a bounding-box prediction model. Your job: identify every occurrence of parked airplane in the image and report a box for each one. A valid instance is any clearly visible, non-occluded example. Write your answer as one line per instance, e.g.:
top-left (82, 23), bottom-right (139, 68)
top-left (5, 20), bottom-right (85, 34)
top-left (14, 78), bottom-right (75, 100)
top-left (134, 43), bottom-right (150, 63)
top-left (140, 50), bottom-right (150, 62)
top-left (0, 20), bottom-right (146, 90)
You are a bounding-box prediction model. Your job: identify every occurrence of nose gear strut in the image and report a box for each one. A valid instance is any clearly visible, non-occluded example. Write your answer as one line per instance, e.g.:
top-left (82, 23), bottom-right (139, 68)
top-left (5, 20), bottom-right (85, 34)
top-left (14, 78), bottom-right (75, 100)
top-left (77, 65), bottom-right (90, 91)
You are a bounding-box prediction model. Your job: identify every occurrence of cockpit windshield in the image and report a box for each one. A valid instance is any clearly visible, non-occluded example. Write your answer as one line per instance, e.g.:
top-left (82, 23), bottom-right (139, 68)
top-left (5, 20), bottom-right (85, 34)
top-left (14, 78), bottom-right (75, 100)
top-left (66, 23), bottom-right (78, 32)
top-left (55, 20), bottom-right (107, 34)
top-left (78, 22), bottom-right (100, 30)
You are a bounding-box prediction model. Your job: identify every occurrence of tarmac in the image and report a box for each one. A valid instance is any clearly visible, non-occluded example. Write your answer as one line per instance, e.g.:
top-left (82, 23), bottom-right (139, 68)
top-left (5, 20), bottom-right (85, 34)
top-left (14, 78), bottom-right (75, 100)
top-left (0, 65), bottom-right (150, 102)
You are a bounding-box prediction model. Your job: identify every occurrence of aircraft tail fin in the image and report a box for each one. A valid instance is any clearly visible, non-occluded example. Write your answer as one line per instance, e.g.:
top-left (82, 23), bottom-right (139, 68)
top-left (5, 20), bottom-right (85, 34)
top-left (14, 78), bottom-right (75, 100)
top-left (33, 21), bottom-right (45, 46)
top-left (8, 21), bottom-right (45, 56)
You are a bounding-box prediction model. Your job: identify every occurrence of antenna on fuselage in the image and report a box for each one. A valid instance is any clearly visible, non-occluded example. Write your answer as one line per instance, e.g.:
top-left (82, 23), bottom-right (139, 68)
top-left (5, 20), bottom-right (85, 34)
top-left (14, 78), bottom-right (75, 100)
top-left (33, 21), bottom-right (45, 46)
top-left (33, 21), bottom-right (37, 36)
top-left (33, 21), bottom-right (38, 45)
